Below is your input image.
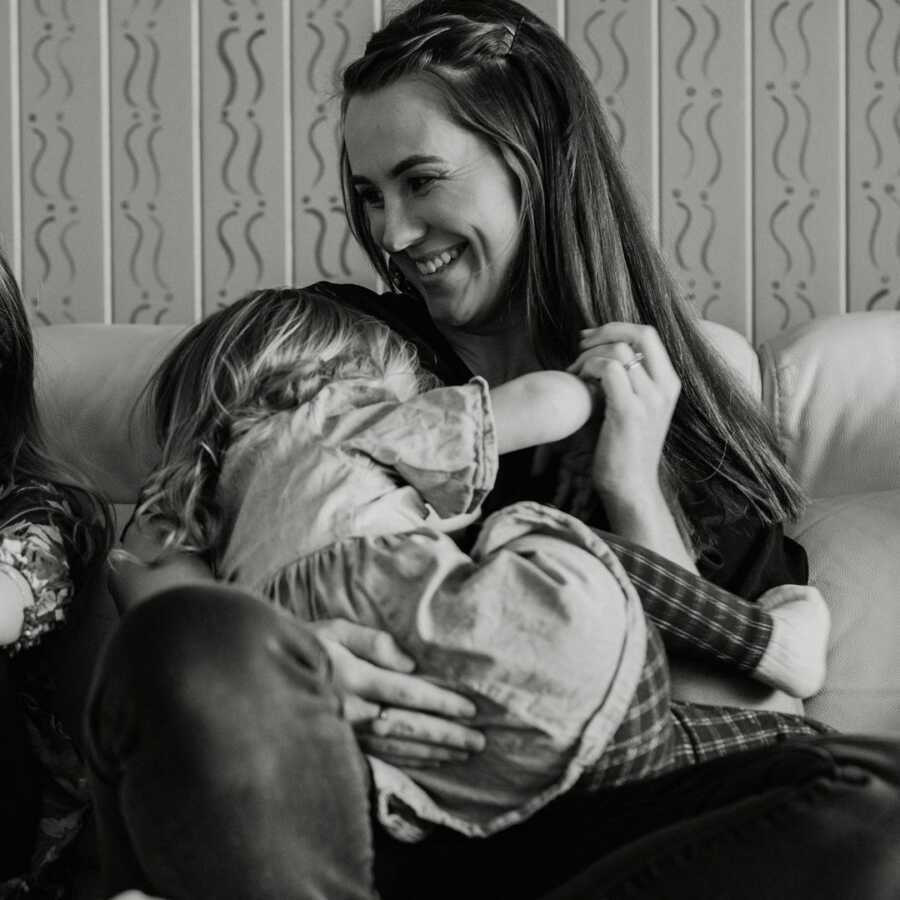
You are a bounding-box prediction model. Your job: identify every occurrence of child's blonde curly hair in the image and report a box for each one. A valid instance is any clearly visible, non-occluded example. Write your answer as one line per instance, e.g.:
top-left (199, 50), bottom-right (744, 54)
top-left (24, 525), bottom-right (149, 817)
top-left (136, 285), bottom-right (438, 561)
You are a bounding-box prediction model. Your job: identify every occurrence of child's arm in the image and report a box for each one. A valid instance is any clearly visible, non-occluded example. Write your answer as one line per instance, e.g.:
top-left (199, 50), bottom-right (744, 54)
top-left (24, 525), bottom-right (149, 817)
top-left (489, 371), bottom-right (595, 454)
top-left (0, 520), bottom-right (74, 653)
top-left (108, 519), bottom-right (216, 615)
top-left (603, 533), bottom-right (829, 700)
top-left (0, 565), bottom-right (30, 645)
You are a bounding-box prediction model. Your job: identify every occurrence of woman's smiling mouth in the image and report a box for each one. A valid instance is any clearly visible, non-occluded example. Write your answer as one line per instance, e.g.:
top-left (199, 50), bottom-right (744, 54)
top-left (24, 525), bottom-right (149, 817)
top-left (410, 243), bottom-right (466, 277)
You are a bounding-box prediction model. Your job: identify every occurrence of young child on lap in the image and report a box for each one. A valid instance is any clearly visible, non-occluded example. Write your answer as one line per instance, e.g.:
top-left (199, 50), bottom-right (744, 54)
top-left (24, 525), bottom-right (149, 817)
top-left (116, 285), bottom-right (829, 840)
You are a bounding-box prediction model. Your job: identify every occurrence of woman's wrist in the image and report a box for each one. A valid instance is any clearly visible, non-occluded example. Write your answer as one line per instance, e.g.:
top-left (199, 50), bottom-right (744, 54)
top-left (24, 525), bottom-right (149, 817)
top-left (601, 484), bottom-right (698, 573)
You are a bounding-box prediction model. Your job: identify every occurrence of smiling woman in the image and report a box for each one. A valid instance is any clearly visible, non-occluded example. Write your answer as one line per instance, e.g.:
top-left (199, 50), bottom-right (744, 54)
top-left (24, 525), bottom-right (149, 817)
top-left (343, 81), bottom-right (522, 337)
top-left (80, 2), bottom-right (900, 899)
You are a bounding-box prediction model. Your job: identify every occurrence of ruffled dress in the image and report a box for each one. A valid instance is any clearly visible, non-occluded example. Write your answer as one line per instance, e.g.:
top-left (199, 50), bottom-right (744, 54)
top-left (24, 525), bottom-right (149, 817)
top-left (218, 378), bottom-right (646, 840)
top-left (0, 486), bottom-right (87, 900)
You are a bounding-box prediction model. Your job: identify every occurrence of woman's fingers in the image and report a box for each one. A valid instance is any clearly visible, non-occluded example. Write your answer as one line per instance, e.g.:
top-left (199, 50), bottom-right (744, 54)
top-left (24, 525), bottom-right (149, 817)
top-left (578, 323), bottom-right (678, 384)
top-left (358, 738), bottom-right (471, 767)
top-left (311, 621), bottom-right (478, 720)
top-left (366, 708), bottom-right (485, 752)
top-left (311, 618), bottom-right (415, 672)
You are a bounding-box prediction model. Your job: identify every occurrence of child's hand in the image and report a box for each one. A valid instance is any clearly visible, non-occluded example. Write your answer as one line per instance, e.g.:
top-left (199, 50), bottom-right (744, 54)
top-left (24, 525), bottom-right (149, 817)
top-left (754, 585), bottom-right (831, 699)
top-left (0, 565), bottom-right (32, 645)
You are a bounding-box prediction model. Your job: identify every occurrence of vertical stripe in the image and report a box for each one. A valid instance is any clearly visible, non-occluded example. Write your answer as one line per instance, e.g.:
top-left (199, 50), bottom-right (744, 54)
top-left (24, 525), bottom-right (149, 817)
top-left (10, 0), bottom-right (22, 279)
top-left (100, 0), bottom-right (111, 322)
top-left (745, 0), bottom-right (754, 341)
top-left (839, 0), bottom-right (847, 314)
top-left (191, 0), bottom-right (202, 321)
top-left (283, 0), bottom-right (293, 285)
top-left (651, 0), bottom-right (660, 241)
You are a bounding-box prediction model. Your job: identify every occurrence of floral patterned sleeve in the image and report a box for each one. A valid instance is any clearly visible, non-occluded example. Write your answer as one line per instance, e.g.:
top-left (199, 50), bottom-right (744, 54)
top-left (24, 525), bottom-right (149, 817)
top-left (0, 516), bottom-right (73, 655)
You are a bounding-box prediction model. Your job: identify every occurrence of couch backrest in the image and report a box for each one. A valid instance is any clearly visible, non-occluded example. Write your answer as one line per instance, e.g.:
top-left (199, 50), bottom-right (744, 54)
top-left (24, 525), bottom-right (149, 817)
top-left (34, 324), bottom-right (185, 506)
top-left (32, 319), bottom-right (760, 509)
top-left (759, 310), bottom-right (900, 498)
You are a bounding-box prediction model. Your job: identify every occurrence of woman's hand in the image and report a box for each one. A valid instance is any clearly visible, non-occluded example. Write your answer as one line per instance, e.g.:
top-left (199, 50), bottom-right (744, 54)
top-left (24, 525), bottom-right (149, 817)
top-left (310, 618), bottom-right (486, 767)
top-left (567, 322), bottom-right (697, 571)
top-left (568, 322), bottom-right (681, 505)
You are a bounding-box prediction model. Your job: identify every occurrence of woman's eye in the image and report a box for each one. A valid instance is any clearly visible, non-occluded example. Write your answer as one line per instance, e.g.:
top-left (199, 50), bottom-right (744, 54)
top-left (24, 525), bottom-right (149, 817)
top-left (408, 175), bottom-right (438, 193)
top-left (356, 188), bottom-right (383, 209)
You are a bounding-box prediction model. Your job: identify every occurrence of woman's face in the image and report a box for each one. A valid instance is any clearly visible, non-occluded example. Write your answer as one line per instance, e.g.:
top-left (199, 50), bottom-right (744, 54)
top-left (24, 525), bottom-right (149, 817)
top-left (343, 78), bottom-right (522, 332)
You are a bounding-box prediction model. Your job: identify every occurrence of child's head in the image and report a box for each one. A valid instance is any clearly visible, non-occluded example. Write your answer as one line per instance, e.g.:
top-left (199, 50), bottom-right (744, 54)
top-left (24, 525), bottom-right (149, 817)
top-left (138, 285), bottom-right (437, 557)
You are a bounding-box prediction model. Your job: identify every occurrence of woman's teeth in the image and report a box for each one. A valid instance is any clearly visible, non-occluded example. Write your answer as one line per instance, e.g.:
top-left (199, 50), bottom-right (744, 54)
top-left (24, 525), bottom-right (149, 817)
top-left (415, 246), bottom-right (462, 275)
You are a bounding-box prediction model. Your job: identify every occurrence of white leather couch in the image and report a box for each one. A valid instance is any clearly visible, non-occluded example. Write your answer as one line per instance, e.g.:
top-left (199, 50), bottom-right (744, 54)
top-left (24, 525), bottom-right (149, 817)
top-left (32, 311), bottom-right (900, 735)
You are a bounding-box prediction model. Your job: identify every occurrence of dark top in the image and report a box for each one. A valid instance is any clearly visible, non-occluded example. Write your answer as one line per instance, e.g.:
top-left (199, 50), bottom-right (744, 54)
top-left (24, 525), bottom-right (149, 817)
top-left (310, 280), bottom-right (809, 599)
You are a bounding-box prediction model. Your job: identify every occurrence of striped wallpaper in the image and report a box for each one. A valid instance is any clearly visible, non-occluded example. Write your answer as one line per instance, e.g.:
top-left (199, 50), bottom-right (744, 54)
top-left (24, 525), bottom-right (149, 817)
top-left (1, 0), bottom-right (898, 344)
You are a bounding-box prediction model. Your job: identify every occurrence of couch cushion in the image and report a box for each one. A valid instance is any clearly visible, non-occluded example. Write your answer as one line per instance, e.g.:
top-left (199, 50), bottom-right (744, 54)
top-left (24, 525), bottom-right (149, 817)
top-left (34, 324), bottom-right (184, 504)
top-left (759, 311), bottom-right (900, 498)
top-left (788, 490), bottom-right (900, 733)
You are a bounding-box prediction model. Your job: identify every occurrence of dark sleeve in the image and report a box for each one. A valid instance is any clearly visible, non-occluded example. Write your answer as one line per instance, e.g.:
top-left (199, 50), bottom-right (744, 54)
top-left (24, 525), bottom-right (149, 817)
top-left (695, 515), bottom-right (809, 599)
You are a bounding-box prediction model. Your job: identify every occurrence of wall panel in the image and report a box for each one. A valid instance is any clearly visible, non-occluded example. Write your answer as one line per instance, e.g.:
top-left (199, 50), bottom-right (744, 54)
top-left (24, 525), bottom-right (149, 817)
top-left (0, 0), bottom-right (893, 346)
top-left (110, 0), bottom-right (195, 323)
top-left (847, 0), bottom-right (900, 312)
top-left (19, 0), bottom-right (104, 323)
top-left (568, 0), bottom-right (656, 222)
top-left (201, 0), bottom-right (290, 316)
top-left (660, 0), bottom-right (750, 334)
top-left (753, 0), bottom-right (843, 339)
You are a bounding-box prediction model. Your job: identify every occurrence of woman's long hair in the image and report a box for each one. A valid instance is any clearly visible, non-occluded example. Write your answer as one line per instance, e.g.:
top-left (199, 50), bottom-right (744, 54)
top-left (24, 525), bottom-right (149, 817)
top-left (340, 0), bottom-right (805, 540)
top-left (136, 286), bottom-right (436, 561)
top-left (0, 251), bottom-right (112, 576)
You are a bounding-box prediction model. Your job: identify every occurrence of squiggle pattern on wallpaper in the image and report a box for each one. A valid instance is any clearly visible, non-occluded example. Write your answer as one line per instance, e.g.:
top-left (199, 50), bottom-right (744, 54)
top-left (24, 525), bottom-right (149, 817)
top-left (211, 11), bottom-right (273, 308)
top-left (116, 2), bottom-right (175, 323)
top-left (24, 0), bottom-right (81, 323)
top-left (301, 0), bottom-right (359, 281)
top-left (760, 1), bottom-right (822, 331)
top-left (582, 7), bottom-right (629, 148)
top-left (667, 3), bottom-right (726, 320)
top-left (859, 0), bottom-right (900, 309)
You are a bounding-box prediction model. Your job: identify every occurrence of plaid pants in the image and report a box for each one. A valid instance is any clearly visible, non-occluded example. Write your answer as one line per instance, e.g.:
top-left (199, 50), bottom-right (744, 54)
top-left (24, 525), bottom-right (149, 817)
top-left (580, 533), bottom-right (831, 790)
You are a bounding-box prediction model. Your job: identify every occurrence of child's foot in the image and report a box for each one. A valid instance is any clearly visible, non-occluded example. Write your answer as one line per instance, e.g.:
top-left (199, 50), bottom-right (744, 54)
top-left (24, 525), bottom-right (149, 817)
top-left (754, 585), bottom-right (830, 699)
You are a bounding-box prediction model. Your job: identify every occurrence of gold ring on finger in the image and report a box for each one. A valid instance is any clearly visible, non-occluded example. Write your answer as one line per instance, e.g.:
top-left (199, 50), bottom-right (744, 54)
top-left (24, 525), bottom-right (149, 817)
top-left (623, 351), bottom-right (645, 372)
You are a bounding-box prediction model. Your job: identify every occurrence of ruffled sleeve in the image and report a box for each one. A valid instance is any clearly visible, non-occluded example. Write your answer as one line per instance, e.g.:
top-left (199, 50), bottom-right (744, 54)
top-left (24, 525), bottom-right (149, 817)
top-left (0, 519), bottom-right (73, 655)
top-left (329, 377), bottom-right (498, 518)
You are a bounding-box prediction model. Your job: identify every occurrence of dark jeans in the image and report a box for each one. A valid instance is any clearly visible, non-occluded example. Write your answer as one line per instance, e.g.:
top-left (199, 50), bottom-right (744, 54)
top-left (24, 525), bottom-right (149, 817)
top-left (0, 655), bottom-right (40, 880)
top-left (85, 585), bottom-right (900, 900)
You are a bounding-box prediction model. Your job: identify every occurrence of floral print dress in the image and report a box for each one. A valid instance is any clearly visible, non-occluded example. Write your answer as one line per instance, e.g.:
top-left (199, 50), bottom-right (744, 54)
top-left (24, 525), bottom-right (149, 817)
top-left (0, 485), bottom-right (88, 900)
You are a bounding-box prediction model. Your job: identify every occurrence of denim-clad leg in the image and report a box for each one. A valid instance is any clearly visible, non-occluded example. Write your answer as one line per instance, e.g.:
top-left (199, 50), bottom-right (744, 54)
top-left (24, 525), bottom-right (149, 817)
top-left (375, 735), bottom-right (900, 900)
top-left (83, 585), bottom-right (377, 900)
top-left (0, 655), bottom-right (40, 879)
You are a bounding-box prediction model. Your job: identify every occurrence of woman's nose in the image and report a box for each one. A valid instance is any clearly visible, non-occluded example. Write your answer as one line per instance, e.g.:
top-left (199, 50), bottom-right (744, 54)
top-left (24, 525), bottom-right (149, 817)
top-left (376, 200), bottom-right (425, 253)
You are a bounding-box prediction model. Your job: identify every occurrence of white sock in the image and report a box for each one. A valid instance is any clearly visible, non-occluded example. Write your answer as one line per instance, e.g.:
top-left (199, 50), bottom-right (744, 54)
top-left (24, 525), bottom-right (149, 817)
top-left (754, 584), bottom-right (830, 699)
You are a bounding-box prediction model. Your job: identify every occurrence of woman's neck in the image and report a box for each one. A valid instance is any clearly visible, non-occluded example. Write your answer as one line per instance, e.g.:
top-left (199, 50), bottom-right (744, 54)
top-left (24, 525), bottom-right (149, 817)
top-left (439, 320), bottom-right (540, 386)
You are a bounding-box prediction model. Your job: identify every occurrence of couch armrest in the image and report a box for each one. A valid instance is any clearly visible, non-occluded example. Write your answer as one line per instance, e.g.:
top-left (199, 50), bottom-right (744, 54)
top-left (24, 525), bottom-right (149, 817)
top-left (759, 311), bottom-right (900, 499)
